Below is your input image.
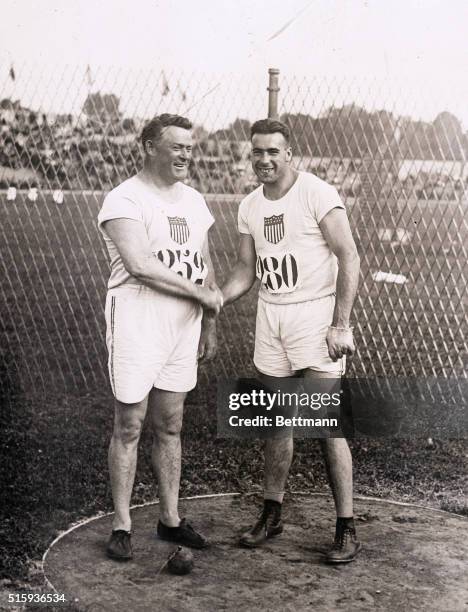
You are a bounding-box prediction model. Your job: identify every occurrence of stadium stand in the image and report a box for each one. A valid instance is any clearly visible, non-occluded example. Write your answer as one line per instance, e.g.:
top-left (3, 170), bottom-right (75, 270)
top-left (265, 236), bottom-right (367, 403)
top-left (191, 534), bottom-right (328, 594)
top-left (1, 98), bottom-right (466, 199)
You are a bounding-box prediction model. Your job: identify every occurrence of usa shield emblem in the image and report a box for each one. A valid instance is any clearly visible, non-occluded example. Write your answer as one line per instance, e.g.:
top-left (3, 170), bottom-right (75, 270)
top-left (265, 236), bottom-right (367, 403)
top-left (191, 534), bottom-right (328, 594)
top-left (167, 216), bottom-right (190, 245)
top-left (264, 214), bottom-right (284, 244)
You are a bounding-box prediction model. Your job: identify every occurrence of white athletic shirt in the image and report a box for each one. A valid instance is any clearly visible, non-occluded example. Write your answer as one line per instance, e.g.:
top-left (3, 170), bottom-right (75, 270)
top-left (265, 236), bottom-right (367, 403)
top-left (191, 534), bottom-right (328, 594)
top-left (238, 171), bottom-right (345, 305)
top-left (98, 175), bottom-right (214, 290)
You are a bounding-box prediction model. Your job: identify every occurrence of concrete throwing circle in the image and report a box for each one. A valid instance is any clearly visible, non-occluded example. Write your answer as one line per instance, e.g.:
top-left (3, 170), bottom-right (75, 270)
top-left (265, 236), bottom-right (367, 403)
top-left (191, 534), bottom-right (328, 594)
top-left (44, 493), bottom-right (468, 612)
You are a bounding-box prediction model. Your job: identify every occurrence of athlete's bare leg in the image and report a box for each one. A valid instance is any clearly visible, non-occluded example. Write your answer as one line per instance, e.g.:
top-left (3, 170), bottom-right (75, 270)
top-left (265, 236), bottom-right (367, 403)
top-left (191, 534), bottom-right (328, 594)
top-left (303, 369), bottom-right (353, 517)
top-left (260, 373), bottom-right (294, 501)
top-left (320, 437), bottom-right (353, 516)
top-left (264, 436), bottom-right (293, 501)
top-left (148, 388), bottom-right (186, 527)
top-left (109, 397), bottom-right (148, 531)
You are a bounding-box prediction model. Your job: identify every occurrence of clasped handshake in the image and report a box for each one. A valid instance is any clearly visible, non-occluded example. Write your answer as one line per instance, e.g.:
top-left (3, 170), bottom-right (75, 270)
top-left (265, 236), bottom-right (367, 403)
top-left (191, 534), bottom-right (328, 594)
top-left (197, 282), bottom-right (224, 315)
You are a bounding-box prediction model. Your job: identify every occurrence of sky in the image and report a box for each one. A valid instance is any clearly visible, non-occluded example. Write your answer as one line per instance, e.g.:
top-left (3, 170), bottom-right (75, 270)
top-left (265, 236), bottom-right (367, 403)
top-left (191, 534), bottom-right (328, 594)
top-left (1, 0), bottom-right (467, 128)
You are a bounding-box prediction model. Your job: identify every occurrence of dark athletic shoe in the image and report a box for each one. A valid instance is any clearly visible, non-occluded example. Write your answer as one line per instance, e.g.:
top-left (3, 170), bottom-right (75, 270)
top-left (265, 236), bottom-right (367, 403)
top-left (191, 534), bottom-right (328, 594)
top-left (325, 529), bottom-right (362, 563)
top-left (106, 530), bottom-right (133, 561)
top-left (157, 518), bottom-right (209, 549)
top-left (239, 507), bottom-right (283, 548)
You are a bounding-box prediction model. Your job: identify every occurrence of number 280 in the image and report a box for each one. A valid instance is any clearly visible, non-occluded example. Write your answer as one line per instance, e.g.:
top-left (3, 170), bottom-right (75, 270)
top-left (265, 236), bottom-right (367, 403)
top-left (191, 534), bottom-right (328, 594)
top-left (256, 253), bottom-right (298, 293)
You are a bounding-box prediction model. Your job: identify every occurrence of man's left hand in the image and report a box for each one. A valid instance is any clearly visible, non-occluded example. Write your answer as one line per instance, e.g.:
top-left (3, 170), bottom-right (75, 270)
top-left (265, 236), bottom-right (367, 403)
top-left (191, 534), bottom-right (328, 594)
top-left (198, 323), bottom-right (217, 362)
top-left (326, 327), bottom-right (355, 362)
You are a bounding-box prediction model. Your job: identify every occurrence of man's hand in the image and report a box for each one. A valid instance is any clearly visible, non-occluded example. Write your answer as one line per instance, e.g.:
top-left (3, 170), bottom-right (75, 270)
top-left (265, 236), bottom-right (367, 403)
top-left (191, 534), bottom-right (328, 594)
top-left (326, 327), bottom-right (355, 362)
top-left (197, 283), bottom-right (224, 314)
top-left (198, 320), bottom-right (217, 362)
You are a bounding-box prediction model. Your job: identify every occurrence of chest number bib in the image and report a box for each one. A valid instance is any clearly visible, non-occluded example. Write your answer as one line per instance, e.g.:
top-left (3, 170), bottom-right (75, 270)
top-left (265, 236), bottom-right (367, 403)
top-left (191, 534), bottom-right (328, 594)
top-left (256, 253), bottom-right (299, 294)
top-left (155, 249), bottom-right (207, 285)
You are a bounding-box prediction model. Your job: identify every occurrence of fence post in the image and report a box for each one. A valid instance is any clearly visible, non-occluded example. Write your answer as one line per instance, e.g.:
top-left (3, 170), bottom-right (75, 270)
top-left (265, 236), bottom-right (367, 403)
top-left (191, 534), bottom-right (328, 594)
top-left (267, 68), bottom-right (280, 119)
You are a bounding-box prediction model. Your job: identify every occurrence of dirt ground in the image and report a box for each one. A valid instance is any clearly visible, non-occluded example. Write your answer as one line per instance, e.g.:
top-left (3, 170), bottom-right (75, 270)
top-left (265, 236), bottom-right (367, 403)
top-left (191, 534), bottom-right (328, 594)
top-left (40, 493), bottom-right (468, 612)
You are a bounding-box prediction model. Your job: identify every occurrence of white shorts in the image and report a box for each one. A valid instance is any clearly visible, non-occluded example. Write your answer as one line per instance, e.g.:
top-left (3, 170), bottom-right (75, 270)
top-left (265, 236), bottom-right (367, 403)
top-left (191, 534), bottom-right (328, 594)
top-left (254, 295), bottom-right (346, 377)
top-left (105, 286), bottom-right (202, 403)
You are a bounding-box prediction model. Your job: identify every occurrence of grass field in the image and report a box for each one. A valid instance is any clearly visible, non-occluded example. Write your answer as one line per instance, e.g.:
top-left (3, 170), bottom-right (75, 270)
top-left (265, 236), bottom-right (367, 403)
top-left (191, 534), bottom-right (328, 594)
top-left (0, 191), bottom-right (467, 586)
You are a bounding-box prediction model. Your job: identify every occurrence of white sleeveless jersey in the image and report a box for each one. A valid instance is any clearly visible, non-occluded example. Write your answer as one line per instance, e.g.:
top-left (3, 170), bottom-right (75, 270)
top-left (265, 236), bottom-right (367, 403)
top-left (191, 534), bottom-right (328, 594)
top-left (238, 171), bottom-right (345, 305)
top-left (98, 176), bottom-right (214, 290)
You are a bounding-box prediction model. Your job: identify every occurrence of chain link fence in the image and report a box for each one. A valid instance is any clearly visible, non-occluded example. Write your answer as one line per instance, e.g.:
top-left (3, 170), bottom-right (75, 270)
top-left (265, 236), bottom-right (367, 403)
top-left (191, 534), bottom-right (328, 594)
top-left (0, 64), bottom-right (467, 401)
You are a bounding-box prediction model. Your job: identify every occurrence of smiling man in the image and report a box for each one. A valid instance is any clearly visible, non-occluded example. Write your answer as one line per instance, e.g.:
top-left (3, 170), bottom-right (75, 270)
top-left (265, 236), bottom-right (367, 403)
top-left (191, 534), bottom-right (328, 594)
top-left (222, 118), bottom-right (361, 563)
top-left (97, 114), bottom-right (223, 561)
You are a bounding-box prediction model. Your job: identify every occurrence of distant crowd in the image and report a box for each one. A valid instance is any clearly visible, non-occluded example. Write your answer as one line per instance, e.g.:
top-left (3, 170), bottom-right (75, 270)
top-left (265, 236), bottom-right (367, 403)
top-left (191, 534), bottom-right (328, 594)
top-left (1, 102), bottom-right (466, 201)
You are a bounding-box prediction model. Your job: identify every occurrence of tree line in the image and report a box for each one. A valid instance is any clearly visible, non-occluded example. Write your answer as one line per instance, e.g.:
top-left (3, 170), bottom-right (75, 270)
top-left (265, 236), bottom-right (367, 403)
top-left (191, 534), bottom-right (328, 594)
top-left (212, 109), bottom-right (467, 161)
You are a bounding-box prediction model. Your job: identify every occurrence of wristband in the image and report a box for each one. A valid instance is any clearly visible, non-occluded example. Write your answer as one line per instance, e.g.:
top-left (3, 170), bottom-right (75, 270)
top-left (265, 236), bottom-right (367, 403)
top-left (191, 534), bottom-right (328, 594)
top-left (329, 325), bottom-right (354, 332)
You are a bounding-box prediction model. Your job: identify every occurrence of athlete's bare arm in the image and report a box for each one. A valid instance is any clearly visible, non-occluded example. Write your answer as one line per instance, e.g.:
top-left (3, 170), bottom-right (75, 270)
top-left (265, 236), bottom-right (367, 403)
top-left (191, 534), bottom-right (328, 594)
top-left (103, 218), bottom-right (223, 313)
top-left (201, 234), bottom-right (218, 293)
top-left (198, 236), bottom-right (219, 361)
top-left (319, 207), bottom-right (360, 361)
top-left (221, 234), bottom-right (257, 306)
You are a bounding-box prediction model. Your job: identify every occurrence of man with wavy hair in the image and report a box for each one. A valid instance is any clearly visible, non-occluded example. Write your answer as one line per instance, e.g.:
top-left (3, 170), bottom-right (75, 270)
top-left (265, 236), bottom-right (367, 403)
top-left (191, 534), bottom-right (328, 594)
top-left (98, 114), bottom-right (223, 560)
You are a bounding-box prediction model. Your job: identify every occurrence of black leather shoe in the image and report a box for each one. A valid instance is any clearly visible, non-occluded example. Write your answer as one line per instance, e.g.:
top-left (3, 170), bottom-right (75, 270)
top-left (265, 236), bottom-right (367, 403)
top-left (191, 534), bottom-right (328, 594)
top-left (106, 530), bottom-right (133, 561)
top-left (157, 518), bottom-right (209, 549)
top-left (325, 529), bottom-right (362, 563)
top-left (239, 508), bottom-right (283, 548)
